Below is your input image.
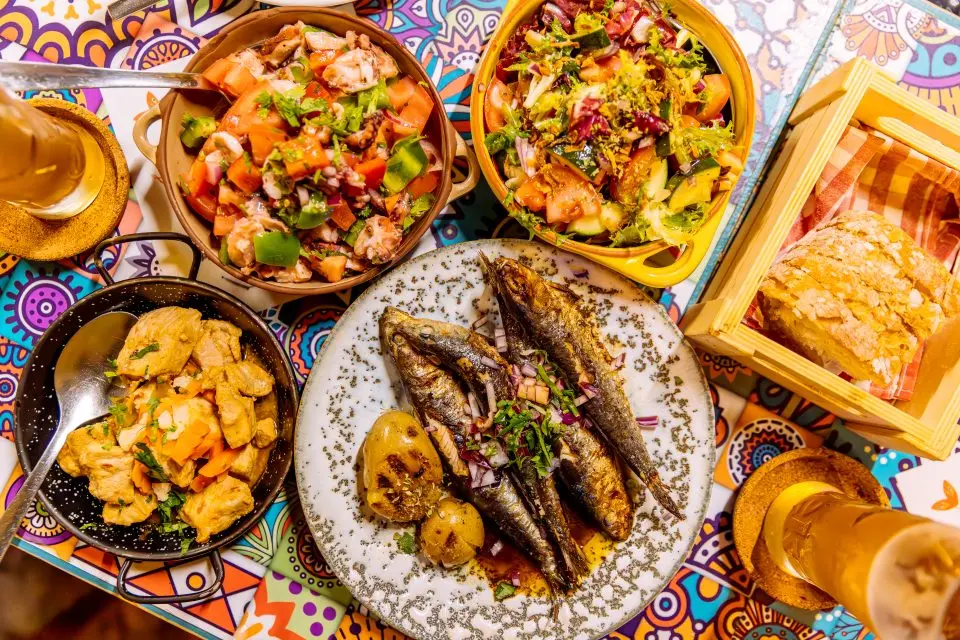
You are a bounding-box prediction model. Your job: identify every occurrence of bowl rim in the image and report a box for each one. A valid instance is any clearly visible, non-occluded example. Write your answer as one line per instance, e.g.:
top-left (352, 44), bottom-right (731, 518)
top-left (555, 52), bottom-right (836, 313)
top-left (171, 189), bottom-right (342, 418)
top-left (469, 0), bottom-right (756, 259)
top-left (12, 275), bottom-right (299, 563)
top-left (156, 6), bottom-right (457, 295)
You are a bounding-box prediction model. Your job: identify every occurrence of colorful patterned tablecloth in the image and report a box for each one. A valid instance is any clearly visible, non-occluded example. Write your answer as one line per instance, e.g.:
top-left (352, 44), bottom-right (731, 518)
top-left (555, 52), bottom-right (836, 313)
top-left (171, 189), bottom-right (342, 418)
top-left (3, 0), bottom-right (960, 638)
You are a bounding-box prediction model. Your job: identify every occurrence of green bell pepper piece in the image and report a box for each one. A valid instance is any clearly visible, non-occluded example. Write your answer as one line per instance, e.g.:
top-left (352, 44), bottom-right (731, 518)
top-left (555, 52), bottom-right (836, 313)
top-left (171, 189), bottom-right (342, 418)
top-left (297, 191), bottom-right (329, 229)
top-left (383, 136), bottom-right (428, 194)
top-left (254, 231), bottom-right (301, 267)
top-left (343, 219), bottom-right (366, 247)
top-left (218, 240), bottom-right (232, 266)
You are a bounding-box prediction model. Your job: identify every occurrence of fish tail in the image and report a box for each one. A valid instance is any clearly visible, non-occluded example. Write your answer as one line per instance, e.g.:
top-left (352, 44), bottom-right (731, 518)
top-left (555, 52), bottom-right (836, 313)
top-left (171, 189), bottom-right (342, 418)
top-left (643, 471), bottom-right (684, 520)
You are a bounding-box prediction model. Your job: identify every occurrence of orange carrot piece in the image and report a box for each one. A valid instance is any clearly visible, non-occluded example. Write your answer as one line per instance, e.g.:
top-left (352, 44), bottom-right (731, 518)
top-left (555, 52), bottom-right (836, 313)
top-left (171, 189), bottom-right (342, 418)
top-left (132, 461), bottom-right (152, 494)
top-left (198, 446), bottom-right (242, 477)
top-left (164, 420), bottom-right (210, 466)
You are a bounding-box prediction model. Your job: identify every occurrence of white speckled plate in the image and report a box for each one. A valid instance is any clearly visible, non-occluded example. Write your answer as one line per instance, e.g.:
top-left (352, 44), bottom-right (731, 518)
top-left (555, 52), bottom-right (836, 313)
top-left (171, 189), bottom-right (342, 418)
top-left (295, 239), bottom-right (715, 640)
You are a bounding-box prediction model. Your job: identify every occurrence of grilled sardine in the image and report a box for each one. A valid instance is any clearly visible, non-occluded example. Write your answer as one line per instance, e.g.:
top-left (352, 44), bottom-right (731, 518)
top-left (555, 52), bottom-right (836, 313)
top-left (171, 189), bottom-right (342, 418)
top-left (395, 314), bottom-right (588, 588)
top-left (492, 258), bottom-right (684, 519)
top-left (379, 307), bottom-right (568, 590)
top-left (481, 254), bottom-right (635, 540)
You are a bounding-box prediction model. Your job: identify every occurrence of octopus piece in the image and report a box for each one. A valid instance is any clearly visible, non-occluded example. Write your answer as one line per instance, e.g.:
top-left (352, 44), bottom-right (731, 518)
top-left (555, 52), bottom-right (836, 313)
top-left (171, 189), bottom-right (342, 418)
top-left (259, 24), bottom-right (304, 68)
top-left (225, 217), bottom-right (262, 269)
top-left (353, 215), bottom-right (402, 264)
top-left (322, 46), bottom-right (398, 94)
top-left (231, 49), bottom-right (265, 79)
top-left (344, 112), bottom-right (384, 151)
top-left (259, 259), bottom-right (313, 283)
top-left (304, 30), bottom-right (349, 52)
top-left (208, 132), bottom-right (244, 164)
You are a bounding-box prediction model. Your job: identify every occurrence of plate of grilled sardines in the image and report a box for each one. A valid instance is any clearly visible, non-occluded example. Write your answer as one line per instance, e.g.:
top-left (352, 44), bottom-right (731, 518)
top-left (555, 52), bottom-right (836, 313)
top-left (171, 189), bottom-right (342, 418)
top-left (295, 239), bottom-right (715, 640)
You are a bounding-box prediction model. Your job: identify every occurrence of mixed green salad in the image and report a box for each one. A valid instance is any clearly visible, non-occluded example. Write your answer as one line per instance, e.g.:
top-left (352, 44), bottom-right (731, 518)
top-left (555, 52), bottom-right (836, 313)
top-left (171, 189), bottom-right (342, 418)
top-left (484, 0), bottom-right (743, 246)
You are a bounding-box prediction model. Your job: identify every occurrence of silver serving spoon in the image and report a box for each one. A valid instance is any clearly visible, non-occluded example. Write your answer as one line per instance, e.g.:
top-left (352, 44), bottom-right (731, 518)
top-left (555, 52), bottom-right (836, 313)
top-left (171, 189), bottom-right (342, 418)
top-left (0, 61), bottom-right (223, 94)
top-left (0, 311), bottom-right (138, 563)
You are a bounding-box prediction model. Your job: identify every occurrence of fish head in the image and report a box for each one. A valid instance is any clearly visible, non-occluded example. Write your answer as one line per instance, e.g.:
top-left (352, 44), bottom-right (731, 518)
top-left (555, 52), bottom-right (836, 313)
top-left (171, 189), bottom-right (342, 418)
top-left (394, 317), bottom-right (471, 361)
top-left (379, 307), bottom-right (414, 353)
top-left (493, 257), bottom-right (539, 309)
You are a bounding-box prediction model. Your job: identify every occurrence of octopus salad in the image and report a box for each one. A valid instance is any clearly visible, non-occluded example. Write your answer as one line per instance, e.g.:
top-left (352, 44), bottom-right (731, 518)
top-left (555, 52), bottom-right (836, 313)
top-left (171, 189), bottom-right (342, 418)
top-left (178, 23), bottom-right (442, 284)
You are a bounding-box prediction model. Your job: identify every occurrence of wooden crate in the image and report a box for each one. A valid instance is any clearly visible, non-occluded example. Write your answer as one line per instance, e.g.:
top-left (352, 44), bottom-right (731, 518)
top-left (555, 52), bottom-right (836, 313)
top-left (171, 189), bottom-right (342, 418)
top-left (682, 57), bottom-right (960, 460)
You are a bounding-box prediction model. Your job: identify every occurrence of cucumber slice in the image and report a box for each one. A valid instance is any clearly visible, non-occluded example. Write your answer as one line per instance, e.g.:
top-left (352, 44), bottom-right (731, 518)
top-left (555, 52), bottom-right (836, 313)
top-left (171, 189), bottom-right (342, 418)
top-left (655, 134), bottom-right (671, 158)
top-left (645, 159), bottom-right (668, 199)
top-left (548, 144), bottom-right (600, 182)
top-left (667, 157), bottom-right (721, 211)
top-left (567, 214), bottom-right (605, 236)
top-left (572, 28), bottom-right (611, 51)
top-left (599, 202), bottom-right (625, 232)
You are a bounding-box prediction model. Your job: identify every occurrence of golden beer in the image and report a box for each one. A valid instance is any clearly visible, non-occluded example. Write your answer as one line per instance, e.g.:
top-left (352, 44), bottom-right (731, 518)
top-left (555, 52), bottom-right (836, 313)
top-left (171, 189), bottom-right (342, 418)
top-left (0, 88), bottom-right (104, 219)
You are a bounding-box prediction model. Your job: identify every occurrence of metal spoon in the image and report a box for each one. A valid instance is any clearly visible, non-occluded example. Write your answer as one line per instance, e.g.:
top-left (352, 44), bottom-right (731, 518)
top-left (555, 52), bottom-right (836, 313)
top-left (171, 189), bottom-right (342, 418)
top-left (0, 61), bottom-right (222, 94)
top-left (0, 311), bottom-right (138, 563)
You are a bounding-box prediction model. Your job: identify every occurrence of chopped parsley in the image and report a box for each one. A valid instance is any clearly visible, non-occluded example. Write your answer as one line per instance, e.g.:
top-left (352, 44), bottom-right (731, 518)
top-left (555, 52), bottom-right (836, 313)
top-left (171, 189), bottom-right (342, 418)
top-left (158, 489), bottom-right (186, 523)
top-left (536, 364), bottom-right (578, 417)
top-left (494, 581), bottom-right (518, 600)
top-left (395, 531), bottom-right (417, 554)
top-left (180, 537), bottom-right (194, 555)
top-left (134, 443), bottom-right (168, 482)
top-left (493, 399), bottom-right (563, 478)
top-left (108, 401), bottom-right (129, 427)
top-left (403, 193), bottom-right (436, 230)
top-left (130, 343), bottom-right (160, 360)
top-left (79, 522), bottom-right (98, 530)
top-left (255, 91), bottom-right (273, 120)
top-left (274, 86), bottom-right (307, 127)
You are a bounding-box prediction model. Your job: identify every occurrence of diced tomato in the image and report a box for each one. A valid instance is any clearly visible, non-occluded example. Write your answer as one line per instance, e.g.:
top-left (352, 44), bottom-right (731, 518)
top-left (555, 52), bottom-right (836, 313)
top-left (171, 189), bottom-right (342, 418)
top-left (304, 81), bottom-right (332, 100)
top-left (387, 76), bottom-right (419, 111)
top-left (543, 165), bottom-right (601, 224)
top-left (612, 146), bottom-right (657, 204)
top-left (318, 255), bottom-right (348, 282)
top-left (514, 175), bottom-right (547, 212)
top-left (248, 122), bottom-right (288, 166)
top-left (182, 159), bottom-right (210, 198)
top-left (355, 158), bottom-right (387, 189)
top-left (484, 78), bottom-right (515, 133)
top-left (222, 64), bottom-right (256, 98)
top-left (579, 55), bottom-right (622, 83)
top-left (219, 80), bottom-right (286, 137)
top-left (407, 171), bottom-right (439, 198)
top-left (202, 58), bottom-right (234, 85)
top-left (329, 200), bottom-right (357, 231)
top-left (227, 155), bottom-right (262, 194)
top-left (696, 74), bottom-right (731, 123)
top-left (185, 192), bottom-right (218, 222)
top-left (213, 214), bottom-right (238, 237)
top-left (279, 135), bottom-right (330, 181)
top-left (308, 50), bottom-right (341, 75)
top-left (398, 85), bottom-right (434, 133)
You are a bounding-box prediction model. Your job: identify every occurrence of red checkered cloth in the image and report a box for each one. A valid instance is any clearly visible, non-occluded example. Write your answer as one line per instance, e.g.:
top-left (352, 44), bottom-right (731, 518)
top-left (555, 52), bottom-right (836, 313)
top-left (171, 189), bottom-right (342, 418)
top-left (745, 125), bottom-right (960, 400)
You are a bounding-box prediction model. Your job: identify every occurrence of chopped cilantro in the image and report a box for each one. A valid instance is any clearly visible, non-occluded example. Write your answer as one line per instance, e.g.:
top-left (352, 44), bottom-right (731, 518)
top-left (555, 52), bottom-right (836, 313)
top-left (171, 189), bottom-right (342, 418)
top-left (403, 193), bottom-right (435, 230)
top-left (494, 581), bottom-right (517, 600)
top-left (274, 86), bottom-right (306, 127)
top-left (290, 56), bottom-right (314, 84)
top-left (158, 489), bottom-right (186, 523)
top-left (134, 443), bottom-right (168, 482)
top-left (130, 343), bottom-right (160, 360)
top-left (108, 402), bottom-right (129, 427)
top-left (537, 364), bottom-right (578, 417)
top-left (395, 531), bottom-right (416, 554)
top-left (180, 537), bottom-right (194, 555)
top-left (79, 522), bottom-right (98, 530)
top-left (157, 521), bottom-right (190, 534)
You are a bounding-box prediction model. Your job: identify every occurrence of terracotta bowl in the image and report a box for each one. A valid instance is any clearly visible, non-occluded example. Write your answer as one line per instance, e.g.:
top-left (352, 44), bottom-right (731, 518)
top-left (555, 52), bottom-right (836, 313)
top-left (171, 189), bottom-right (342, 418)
top-left (470, 0), bottom-right (755, 287)
top-left (134, 7), bottom-right (479, 295)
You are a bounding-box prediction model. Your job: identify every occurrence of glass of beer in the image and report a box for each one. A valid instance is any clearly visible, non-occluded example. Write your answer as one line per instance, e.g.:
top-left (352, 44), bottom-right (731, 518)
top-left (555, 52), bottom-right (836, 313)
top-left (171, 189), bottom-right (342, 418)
top-left (763, 481), bottom-right (960, 639)
top-left (0, 88), bottom-right (105, 219)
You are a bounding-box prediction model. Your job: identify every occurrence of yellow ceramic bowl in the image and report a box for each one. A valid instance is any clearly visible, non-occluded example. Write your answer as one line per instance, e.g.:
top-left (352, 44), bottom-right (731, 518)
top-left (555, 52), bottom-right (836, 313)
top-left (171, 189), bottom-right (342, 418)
top-left (471, 0), bottom-right (755, 287)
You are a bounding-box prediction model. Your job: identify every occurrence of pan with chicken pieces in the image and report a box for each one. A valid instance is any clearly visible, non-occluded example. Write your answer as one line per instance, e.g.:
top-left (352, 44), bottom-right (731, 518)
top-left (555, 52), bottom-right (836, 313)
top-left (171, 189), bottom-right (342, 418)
top-left (57, 306), bottom-right (280, 547)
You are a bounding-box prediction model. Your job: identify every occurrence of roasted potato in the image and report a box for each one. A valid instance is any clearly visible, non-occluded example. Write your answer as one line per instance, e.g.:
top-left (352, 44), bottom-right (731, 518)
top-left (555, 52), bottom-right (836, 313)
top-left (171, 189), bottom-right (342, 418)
top-left (419, 498), bottom-right (485, 567)
top-left (362, 411), bottom-right (442, 522)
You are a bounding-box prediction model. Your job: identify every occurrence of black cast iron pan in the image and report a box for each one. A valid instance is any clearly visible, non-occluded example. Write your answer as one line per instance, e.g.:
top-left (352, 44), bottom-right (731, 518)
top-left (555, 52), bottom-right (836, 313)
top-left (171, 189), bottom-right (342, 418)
top-left (13, 232), bottom-right (298, 604)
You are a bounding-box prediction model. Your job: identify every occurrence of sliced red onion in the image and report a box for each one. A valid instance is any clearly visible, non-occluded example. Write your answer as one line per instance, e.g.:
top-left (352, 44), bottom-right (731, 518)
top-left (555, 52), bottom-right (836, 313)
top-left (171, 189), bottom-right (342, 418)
top-left (480, 355), bottom-right (501, 370)
top-left (297, 186), bottom-right (310, 207)
top-left (613, 353), bottom-right (625, 369)
top-left (542, 2), bottom-right (570, 26)
top-left (515, 137), bottom-right (536, 178)
top-left (694, 80), bottom-right (706, 94)
top-left (472, 315), bottom-right (489, 331)
top-left (549, 407), bottom-right (564, 425)
top-left (593, 42), bottom-right (620, 60)
top-left (510, 572), bottom-right (521, 587)
top-left (468, 461), bottom-right (498, 488)
top-left (423, 424), bottom-right (437, 433)
top-left (494, 327), bottom-right (507, 353)
top-left (482, 381), bottom-right (497, 427)
top-left (520, 363), bottom-right (538, 378)
top-left (204, 151), bottom-right (223, 185)
top-left (580, 382), bottom-right (599, 399)
top-left (560, 412), bottom-right (578, 425)
top-left (490, 540), bottom-right (504, 557)
top-left (420, 139), bottom-right (443, 173)
top-left (574, 394), bottom-right (588, 407)
top-left (327, 193), bottom-right (342, 205)
top-left (467, 392), bottom-right (481, 419)
top-left (636, 416), bottom-right (659, 430)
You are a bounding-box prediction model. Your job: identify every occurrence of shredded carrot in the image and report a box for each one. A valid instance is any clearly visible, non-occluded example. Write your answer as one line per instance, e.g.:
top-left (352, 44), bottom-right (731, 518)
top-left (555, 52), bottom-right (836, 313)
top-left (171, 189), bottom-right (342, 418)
top-left (131, 461), bottom-right (152, 494)
top-left (163, 420), bottom-right (209, 466)
top-left (198, 446), bottom-right (242, 478)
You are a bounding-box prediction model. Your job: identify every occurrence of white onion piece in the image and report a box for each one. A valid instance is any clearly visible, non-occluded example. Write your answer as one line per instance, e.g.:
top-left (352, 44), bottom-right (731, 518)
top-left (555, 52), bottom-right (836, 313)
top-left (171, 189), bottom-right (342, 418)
top-left (481, 381), bottom-right (497, 428)
top-left (420, 139), bottom-right (443, 173)
top-left (593, 42), bottom-right (620, 60)
top-left (489, 540), bottom-right (504, 557)
top-left (487, 442), bottom-right (509, 468)
top-left (468, 461), bottom-right (498, 488)
top-left (204, 150), bottom-right (223, 185)
top-left (467, 392), bottom-right (481, 419)
top-left (631, 16), bottom-right (654, 43)
top-left (480, 355), bottom-right (500, 370)
top-left (574, 394), bottom-right (588, 407)
top-left (297, 186), bottom-right (310, 207)
top-left (262, 171), bottom-right (283, 200)
top-left (511, 575), bottom-right (521, 587)
top-left (515, 137), bottom-right (536, 178)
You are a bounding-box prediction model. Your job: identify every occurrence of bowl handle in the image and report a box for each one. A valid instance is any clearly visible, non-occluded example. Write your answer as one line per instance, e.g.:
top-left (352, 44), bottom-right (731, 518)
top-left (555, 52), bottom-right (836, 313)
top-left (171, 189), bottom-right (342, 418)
top-left (94, 231), bottom-right (202, 285)
top-left (583, 209), bottom-right (723, 288)
top-left (116, 548), bottom-right (224, 604)
top-left (446, 129), bottom-right (480, 203)
top-left (133, 104), bottom-right (162, 166)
